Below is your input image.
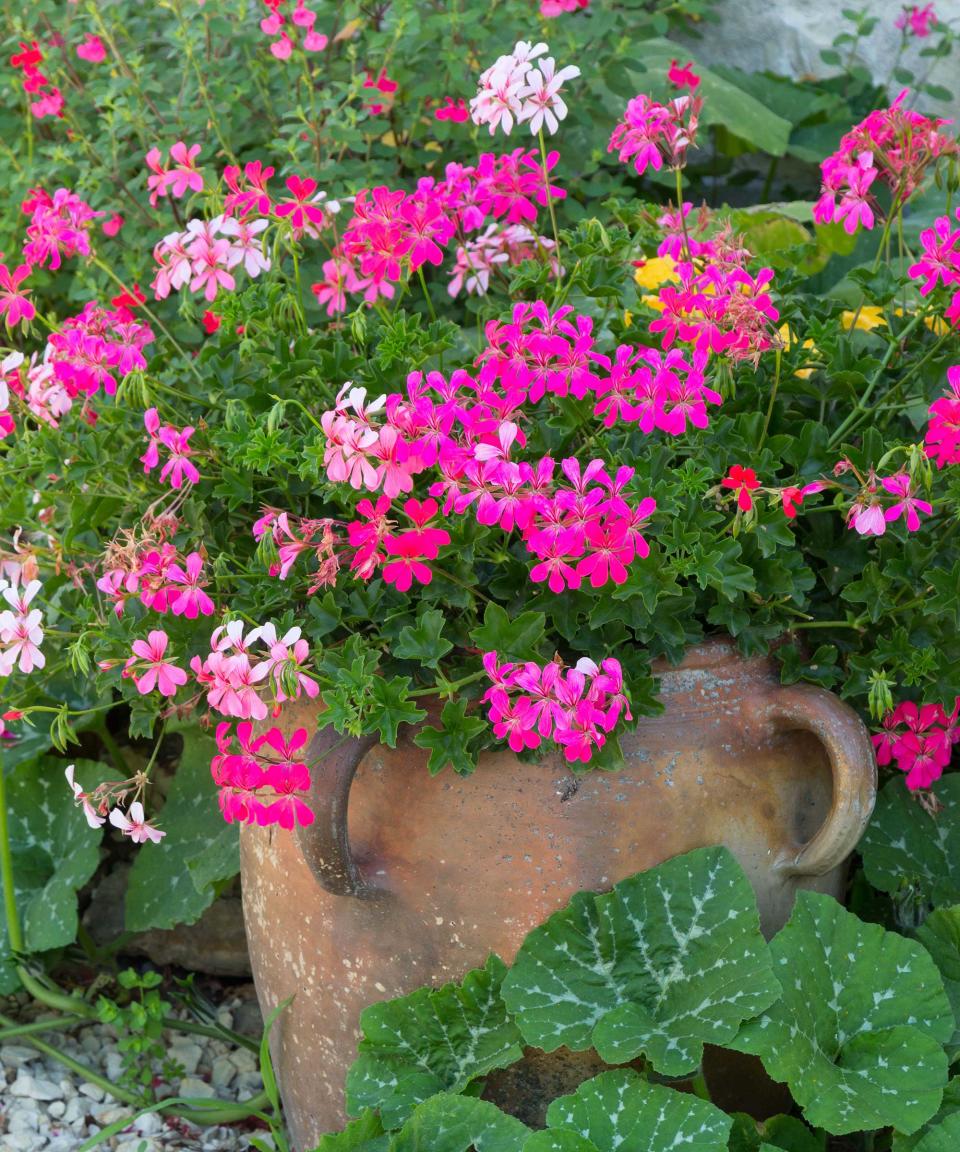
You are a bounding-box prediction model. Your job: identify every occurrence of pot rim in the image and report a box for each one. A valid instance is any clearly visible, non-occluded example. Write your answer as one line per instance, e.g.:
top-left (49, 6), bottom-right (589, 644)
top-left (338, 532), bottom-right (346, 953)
top-left (652, 634), bottom-right (780, 675)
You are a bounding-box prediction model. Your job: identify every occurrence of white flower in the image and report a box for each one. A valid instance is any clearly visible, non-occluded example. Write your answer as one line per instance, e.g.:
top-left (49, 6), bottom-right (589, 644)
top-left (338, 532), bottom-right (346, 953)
top-left (517, 58), bottom-right (581, 136)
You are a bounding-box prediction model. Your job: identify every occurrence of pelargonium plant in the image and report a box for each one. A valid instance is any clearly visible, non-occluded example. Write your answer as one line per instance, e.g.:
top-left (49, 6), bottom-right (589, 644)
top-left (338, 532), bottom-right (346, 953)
top-left (0, 1), bottom-right (959, 874)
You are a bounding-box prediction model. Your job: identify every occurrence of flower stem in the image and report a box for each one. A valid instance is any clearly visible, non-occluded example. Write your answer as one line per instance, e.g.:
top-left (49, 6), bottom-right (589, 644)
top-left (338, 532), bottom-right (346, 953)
top-left (674, 167), bottom-right (692, 262)
top-left (0, 760), bottom-right (23, 955)
top-left (758, 346), bottom-right (782, 450)
top-left (417, 265), bottom-right (437, 322)
top-left (538, 128), bottom-right (562, 273)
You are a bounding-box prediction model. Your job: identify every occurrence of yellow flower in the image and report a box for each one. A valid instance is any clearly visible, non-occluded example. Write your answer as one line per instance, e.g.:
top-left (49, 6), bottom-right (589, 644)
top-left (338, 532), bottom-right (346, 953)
top-left (640, 294), bottom-right (666, 313)
top-left (779, 324), bottom-right (820, 380)
top-left (623, 310), bottom-right (633, 328)
top-left (634, 255), bottom-right (679, 291)
top-left (841, 306), bottom-right (887, 332)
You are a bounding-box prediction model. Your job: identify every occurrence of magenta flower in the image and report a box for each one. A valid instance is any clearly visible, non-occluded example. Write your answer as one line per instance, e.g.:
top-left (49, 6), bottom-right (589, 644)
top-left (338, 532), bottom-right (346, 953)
top-left (125, 630), bottom-right (188, 697)
top-left (76, 34), bottom-right (106, 63)
top-left (881, 473), bottom-right (933, 532)
top-left (167, 552), bottom-right (215, 618)
top-left (0, 263), bottom-right (35, 330)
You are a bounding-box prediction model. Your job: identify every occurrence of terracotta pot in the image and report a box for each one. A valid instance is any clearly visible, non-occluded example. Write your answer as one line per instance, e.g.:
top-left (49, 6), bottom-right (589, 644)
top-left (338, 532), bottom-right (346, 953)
top-left (241, 638), bottom-right (877, 1151)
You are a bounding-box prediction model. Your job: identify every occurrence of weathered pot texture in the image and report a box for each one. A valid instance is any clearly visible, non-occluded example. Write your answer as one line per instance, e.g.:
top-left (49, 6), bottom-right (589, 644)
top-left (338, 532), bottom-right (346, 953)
top-left (241, 637), bottom-right (877, 1151)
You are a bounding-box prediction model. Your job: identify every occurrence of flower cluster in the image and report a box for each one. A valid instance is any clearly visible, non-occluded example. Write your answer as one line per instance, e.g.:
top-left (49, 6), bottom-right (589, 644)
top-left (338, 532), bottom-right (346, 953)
top-left (141, 407), bottom-right (200, 488)
top-left (191, 622), bottom-right (319, 721)
top-left (909, 207), bottom-right (960, 328)
top-left (895, 4), bottom-right (937, 36)
top-left (10, 40), bottom-right (63, 119)
top-left (66, 764), bottom-right (165, 843)
top-left (212, 722), bottom-right (314, 828)
top-left (145, 141), bottom-right (204, 206)
top-left (0, 573), bottom-right (44, 677)
top-left (47, 302), bottom-right (154, 399)
top-left (97, 539), bottom-right (214, 620)
top-left (925, 365), bottom-right (960, 468)
top-left (813, 91), bottom-right (957, 234)
top-left (311, 151), bottom-right (563, 310)
top-left (873, 699), bottom-right (958, 790)
top-left (0, 351), bottom-right (75, 438)
top-left (22, 187), bottom-right (100, 270)
top-left (846, 470), bottom-right (933, 536)
top-left (152, 215), bottom-right (269, 302)
top-left (482, 652), bottom-right (630, 763)
top-left (122, 629), bottom-right (188, 697)
top-left (448, 224), bottom-right (556, 297)
top-left (470, 40), bottom-right (580, 137)
top-left (608, 86), bottom-right (703, 175)
top-left (259, 0), bottom-right (328, 59)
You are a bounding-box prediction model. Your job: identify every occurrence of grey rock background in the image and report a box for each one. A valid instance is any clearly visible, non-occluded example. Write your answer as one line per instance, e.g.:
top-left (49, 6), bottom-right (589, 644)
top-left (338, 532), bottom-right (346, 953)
top-left (680, 0), bottom-right (960, 116)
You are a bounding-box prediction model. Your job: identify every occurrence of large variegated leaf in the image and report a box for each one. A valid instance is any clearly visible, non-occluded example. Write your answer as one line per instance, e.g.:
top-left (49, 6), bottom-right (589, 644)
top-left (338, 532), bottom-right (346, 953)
top-left (346, 955), bottom-right (523, 1128)
top-left (544, 1070), bottom-right (731, 1152)
top-left (913, 1114), bottom-right (960, 1152)
top-left (311, 1111), bottom-right (389, 1152)
top-left (917, 907), bottom-right (960, 1060)
top-left (522, 1134), bottom-right (599, 1152)
top-left (391, 1095), bottom-right (529, 1152)
top-left (861, 778), bottom-right (960, 907)
top-left (500, 847), bottom-right (780, 1076)
top-left (895, 1081), bottom-right (960, 1152)
top-left (732, 891), bottom-right (953, 1135)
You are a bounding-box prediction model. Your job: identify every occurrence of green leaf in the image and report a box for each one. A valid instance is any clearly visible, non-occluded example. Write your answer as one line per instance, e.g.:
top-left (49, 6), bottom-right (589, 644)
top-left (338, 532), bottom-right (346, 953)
top-left (392, 1095), bottom-right (529, 1152)
top-left (861, 777), bottom-right (960, 907)
top-left (0, 756), bottom-right (113, 991)
top-left (469, 603), bottom-right (546, 662)
top-left (544, 1070), bottom-right (731, 1152)
top-left (761, 1115), bottom-right (825, 1152)
top-left (125, 725), bottom-right (238, 932)
top-left (924, 563), bottom-right (960, 628)
top-left (916, 907), bottom-right (960, 1059)
top-left (367, 676), bottom-right (426, 748)
top-left (522, 1134), bottom-right (599, 1152)
top-left (894, 1079), bottom-right (960, 1152)
top-left (913, 1113), bottom-right (960, 1152)
top-left (731, 891), bottom-right (952, 1135)
top-left (413, 699), bottom-right (487, 776)
top-left (395, 608), bottom-right (454, 669)
top-left (500, 847), bottom-right (780, 1076)
top-left (346, 955), bottom-right (524, 1129)
top-left (312, 1112), bottom-right (389, 1152)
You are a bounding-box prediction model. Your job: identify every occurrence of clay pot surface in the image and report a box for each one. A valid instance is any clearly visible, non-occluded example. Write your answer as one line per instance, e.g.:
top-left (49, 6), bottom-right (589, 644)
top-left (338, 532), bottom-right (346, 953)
top-left (241, 638), bottom-right (876, 1150)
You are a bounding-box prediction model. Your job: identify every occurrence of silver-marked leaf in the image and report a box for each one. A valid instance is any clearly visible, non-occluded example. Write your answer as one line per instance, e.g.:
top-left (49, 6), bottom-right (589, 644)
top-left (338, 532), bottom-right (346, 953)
top-left (391, 1094), bottom-right (529, 1152)
top-left (522, 1133), bottom-right (599, 1152)
top-left (732, 891), bottom-right (952, 1135)
top-left (895, 1081), bottom-right (960, 1152)
top-left (544, 1070), bottom-right (731, 1152)
top-left (916, 907), bottom-right (960, 1060)
top-left (914, 1113), bottom-right (960, 1152)
top-left (500, 846), bottom-right (779, 1076)
top-left (312, 1111), bottom-right (389, 1152)
top-left (861, 778), bottom-right (960, 907)
top-left (346, 955), bottom-right (523, 1128)
top-left (0, 756), bottom-right (113, 992)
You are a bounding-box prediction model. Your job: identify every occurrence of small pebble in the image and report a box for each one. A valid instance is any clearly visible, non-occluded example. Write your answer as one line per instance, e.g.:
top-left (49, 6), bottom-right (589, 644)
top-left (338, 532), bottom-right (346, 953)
top-left (169, 1040), bottom-right (204, 1076)
top-left (0, 1044), bottom-right (39, 1067)
top-left (179, 1075), bottom-right (217, 1098)
top-left (79, 1080), bottom-right (106, 1101)
top-left (10, 1072), bottom-right (64, 1101)
top-left (48, 1100), bottom-right (67, 1119)
top-left (211, 1054), bottom-right (236, 1090)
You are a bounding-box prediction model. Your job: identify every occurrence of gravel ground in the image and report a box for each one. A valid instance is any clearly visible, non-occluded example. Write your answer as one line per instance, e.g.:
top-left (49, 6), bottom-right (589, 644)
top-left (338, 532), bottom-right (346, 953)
top-left (1, 985), bottom-right (274, 1151)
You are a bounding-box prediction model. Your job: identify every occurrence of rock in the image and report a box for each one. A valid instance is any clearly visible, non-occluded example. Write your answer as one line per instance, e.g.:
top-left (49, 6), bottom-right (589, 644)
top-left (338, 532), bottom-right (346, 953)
top-left (228, 1046), bottom-right (258, 1073)
top-left (234, 1069), bottom-right (264, 1100)
top-left (211, 1054), bottom-right (236, 1090)
top-left (134, 1111), bottom-right (163, 1136)
top-left (93, 1104), bottom-right (131, 1126)
top-left (48, 1100), bottom-right (67, 1118)
top-left (118, 1142), bottom-right (158, 1152)
top-left (216, 1007), bottom-right (234, 1030)
top-left (63, 1096), bottom-right (86, 1125)
top-left (9, 1071), bottom-right (64, 1100)
top-left (5, 1133), bottom-right (40, 1151)
top-left (105, 1051), bottom-right (126, 1081)
top-left (78, 1080), bottom-right (106, 1101)
top-left (8, 1109), bottom-right (40, 1135)
top-left (168, 1039), bottom-right (204, 1076)
top-left (179, 1075), bottom-right (216, 1098)
top-left (0, 1044), bottom-right (38, 1068)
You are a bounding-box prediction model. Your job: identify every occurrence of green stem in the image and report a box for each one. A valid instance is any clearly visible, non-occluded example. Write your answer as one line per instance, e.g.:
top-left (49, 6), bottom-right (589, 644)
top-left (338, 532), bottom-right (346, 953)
top-left (688, 1069), bottom-right (711, 1101)
top-left (417, 266), bottom-right (437, 322)
top-left (97, 721), bottom-right (130, 777)
top-left (829, 311), bottom-right (926, 447)
top-left (538, 127), bottom-right (562, 272)
top-left (674, 166), bottom-right (692, 262)
top-left (758, 346), bottom-right (782, 450)
top-left (0, 759), bottom-right (22, 954)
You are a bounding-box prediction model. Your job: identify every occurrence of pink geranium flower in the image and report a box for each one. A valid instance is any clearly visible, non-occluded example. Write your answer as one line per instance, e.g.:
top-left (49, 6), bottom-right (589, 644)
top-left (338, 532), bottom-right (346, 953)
top-left (109, 801), bottom-right (166, 844)
top-left (0, 263), bottom-right (35, 330)
top-left (881, 473), bottom-right (933, 532)
top-left (125, 630), bottom-right (188, 697)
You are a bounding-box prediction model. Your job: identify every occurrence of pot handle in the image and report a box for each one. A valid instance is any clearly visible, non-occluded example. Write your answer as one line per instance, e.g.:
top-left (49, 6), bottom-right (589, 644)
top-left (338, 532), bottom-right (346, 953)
top-left (763, 684), bottom-right (877, 877)
top-left (295, 725), bottom-right (381, 898)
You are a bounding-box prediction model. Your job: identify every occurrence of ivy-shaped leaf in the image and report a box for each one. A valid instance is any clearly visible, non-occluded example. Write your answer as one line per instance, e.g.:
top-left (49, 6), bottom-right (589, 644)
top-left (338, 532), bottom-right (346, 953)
top-left (0, 756), bottom-right (113, 992)
top-left (346, 954), bottom-right (523, 1129)
top-left (500, 847), bottom-right (779, 1077)
top-left (544, 1070), bottom-right (731, 1152)
top-left (413, 699), bottom-right (487, 776)
top-left (125, 725), bottom-right (238, 932)
top-left (469, 603), bottom-right (545, 661)
top-left (861, 777), bottom-right (960, 907)
top-left (367, 676), bottom-right (427, 748)
top-left (392, 1094), bottom-right (529, 1152)
top-left (312, 1111), bottom-right (389, 1152)
top-left (916, 907), bottom-right (960, 1060)
top-left (731, 891), bottom-right (953, 1135)
top-left (395, 608), bottom-right (454, 669)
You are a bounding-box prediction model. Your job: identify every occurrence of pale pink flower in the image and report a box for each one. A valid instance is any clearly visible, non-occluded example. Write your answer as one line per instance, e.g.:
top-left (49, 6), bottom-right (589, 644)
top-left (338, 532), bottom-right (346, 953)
top-left (109, 801), bottom-right (165, 844)
top-left (125, 630), bottom-right (187, 696)
top-left (517, 58), bottom-right (580, 136)
top-left (66, 764), bottom-right (105, 829)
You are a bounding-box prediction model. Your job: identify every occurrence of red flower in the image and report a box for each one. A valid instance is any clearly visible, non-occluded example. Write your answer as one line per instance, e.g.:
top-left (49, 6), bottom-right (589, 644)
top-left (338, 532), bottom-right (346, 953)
top-left (721, 465), bottom-right (761, 511)
top-left (667, 59), bottom-right (701, 90)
